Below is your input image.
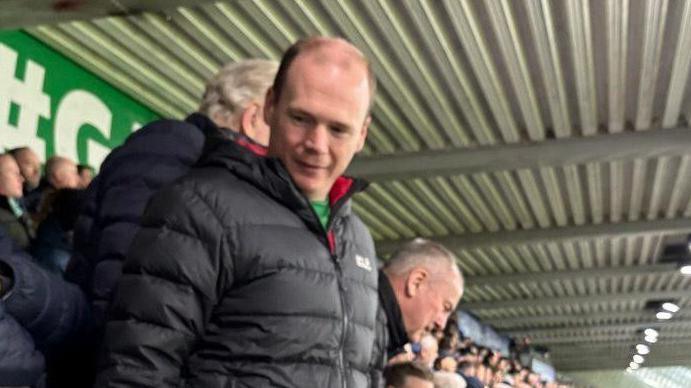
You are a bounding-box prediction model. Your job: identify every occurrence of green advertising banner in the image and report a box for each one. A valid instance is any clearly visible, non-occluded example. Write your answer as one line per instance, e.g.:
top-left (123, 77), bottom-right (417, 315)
top-left (0, 30), bottom-right (159, 168)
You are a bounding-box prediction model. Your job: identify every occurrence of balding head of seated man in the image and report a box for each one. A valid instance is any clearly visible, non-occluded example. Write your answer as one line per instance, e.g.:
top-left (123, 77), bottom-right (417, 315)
top-left (0, 154), bottom-right (24, 200)
top-left (44, 156), bottom-right (79, 190)
top-left (0, 154), bottom-right (34, 248)
top-left (8, 147), bottom-right (41, 192)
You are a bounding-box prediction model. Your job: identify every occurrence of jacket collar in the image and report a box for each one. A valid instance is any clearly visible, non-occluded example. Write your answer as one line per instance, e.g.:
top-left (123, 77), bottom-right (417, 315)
top-left (378, 270), bottom-right (410, 357)
top-left (197, 129), bottom-right (368, 235)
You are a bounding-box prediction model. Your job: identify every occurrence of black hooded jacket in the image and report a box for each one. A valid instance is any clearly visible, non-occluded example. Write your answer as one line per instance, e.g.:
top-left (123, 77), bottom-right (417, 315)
top-left (95, 132), bottom-right (379, 388)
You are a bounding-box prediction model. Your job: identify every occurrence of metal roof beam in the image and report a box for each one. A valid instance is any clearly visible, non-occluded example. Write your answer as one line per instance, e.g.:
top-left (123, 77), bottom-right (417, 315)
top-left (549, 339), bottom-right (691, 352)
top-left (529, 332), bottom-right (691, 345)
top-left (348, 126), bottom-right (691, 182)
top-left (375, 217), bottom-right (691, 253)
top-left (556, 357), bottom-right (691, 371)
top-left (483, 310), bottom-right (691, 329)
top-left (1, 0), bottom-right (213, 29)
top-left (466, 263), bottom-right (678, 287)
top-left (554, 347), bottom-right (691, 363)
top-left (502, 318), bottom-right (691, 339)
top-left (461, 289), bottom-right (690, 310)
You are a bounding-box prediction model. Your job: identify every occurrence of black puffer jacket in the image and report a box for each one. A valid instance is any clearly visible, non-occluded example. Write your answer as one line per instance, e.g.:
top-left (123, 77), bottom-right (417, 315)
top-left (96, 134), bottom-right (379, 388)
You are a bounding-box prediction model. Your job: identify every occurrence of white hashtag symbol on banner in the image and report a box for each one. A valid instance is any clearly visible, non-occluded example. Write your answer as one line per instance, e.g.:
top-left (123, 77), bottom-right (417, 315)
top-left (0, 43), bottom-right (50, 160)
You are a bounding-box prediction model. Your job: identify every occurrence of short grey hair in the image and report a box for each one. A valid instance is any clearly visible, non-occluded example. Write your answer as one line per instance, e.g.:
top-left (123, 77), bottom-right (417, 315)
top-left (384, 238), bottom-right (462, 285)
top-left (198, 59), bottom-right (278, 123)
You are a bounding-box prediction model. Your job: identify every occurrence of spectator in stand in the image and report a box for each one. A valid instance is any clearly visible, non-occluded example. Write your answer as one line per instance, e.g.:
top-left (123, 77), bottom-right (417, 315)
top-left (527, 372), bottom-right (543, 388)
top-left (457, 361), bottom-right (483, 388)
top-left (383, 362), bottom-right (434, 388)
top-left (8, 147), bottom-right (42, 214)
top-left (33, 156), bottom-right (80, 227)
top-left (0, 154), bottom-right (34, 249)
top-left (372, 238), bottom-right (464, 386)
top-left (31, 188), bottom-right (86, 275)
top-left (44, 156), bottom-right (80, 191)
top-left (96, 37), bottom-right (378, 387)
top-left (0, 58), bottom-right (278, 388)
top-left (76, 164), bottom-right (94, 188)
top-left (434, 355), bottom-right (457, 374)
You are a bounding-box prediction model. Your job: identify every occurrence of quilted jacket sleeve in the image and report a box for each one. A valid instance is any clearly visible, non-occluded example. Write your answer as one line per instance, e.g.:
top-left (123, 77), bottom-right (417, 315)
top-left (95, 181), bottom-right (229, 387)
top-left (0, 226), bottom-right (90, 350)
top-left (0, 302), bottom-right (45, 387)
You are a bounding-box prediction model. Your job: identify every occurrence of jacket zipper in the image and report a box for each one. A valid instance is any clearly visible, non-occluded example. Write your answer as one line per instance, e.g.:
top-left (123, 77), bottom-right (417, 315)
top-left (333, 251), bottom-right (348, 388)
top-left (310, 180), bottom-right (365, 388)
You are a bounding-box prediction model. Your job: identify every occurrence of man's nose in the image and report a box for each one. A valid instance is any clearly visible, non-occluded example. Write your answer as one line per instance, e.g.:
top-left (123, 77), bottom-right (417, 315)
top-left (434, 312), bottom-right (450, 329)
top-left (304, 126), bottom-right (328, 153)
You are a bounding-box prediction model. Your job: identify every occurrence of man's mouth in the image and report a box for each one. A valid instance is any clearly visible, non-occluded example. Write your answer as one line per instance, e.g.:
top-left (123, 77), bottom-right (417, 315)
top-left (296, 160), bottom-right (324, 172)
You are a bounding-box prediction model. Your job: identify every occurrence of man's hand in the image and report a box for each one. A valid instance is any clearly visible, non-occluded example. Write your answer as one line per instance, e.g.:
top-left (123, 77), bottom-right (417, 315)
top-left (386, 343), bottom-right (414, 365)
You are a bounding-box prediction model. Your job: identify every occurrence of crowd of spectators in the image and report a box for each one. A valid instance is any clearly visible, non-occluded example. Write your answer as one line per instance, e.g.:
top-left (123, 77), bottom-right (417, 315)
top-left (382, 318), bottom-right (574, 388)
top-left (2, 36), bottom-right (573, 388)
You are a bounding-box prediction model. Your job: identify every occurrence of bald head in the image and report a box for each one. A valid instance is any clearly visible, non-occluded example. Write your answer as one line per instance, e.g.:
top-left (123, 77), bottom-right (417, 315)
top-left (384, 238), bottom-right (463, 286)
top-left (384, 239), bottom-right (464, 342)
top-left (9, 147), bottom-right (41, 190)
top-left (272, 37), bottom-right (376, 110)
top-left (0, 154), bottom-right (24, 198)
top-left (45, 156), bottom-right (79, 189)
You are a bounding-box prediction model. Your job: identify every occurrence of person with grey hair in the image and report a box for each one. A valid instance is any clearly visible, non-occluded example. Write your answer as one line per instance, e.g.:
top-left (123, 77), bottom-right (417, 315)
top-left (0, 59), bottom-right (278, 388)
top-left (198, 59), bottom-right (277, 145)
top-left (371, 238), bottom-right (464, 387)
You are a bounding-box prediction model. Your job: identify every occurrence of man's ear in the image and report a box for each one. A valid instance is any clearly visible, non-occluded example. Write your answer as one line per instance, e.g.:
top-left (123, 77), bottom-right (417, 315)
top-left (356, 115), bottom-right (370, 152)
top-left (404, 267), bottom-right (428, 298)
top-left (239, 103), bottom-right (260, 139)
top-left (263, 87), bottom-right (275, 124)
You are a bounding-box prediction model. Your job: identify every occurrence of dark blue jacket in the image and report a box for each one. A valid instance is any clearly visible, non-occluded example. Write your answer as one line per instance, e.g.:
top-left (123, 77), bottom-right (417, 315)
top-left (0, 226), bottom-right (90, 350)
top-left (0, 303), bottom-right (45, 387)
top-left (0, 226), bottom-right (45, 387)
top-left (61, 113), bottom-right (227, 387)
top-left (67, 113), bottom-right (219, 328)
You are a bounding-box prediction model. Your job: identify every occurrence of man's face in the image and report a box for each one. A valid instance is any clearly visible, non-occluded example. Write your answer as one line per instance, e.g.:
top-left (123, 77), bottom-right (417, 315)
top-left (52, 160), bottom-right (80, 189)
top-left (0, 156), bottom-right (24, 198)
top-left (402, 268), bottom-right (463, 342)
top-left (15, 149), bottom-right (41, 190)
top-left (266, 47), bottom-right (370, 201)
top-left (79, 168), bottom-right (93, 188)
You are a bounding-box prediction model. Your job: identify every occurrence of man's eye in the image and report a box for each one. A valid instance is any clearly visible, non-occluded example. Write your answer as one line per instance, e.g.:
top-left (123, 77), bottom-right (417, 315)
top-left (330, 126), bottom-right (348, 135)
top-left (291, 114), bottom-right (307, 123)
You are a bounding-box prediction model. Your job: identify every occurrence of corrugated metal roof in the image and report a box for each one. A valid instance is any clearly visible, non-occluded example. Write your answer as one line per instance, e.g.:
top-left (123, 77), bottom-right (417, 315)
top-left (12, 0), bottom-right (691, 377)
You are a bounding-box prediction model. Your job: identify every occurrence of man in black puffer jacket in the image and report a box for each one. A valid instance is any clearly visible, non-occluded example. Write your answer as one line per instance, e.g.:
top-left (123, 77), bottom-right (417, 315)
top-left (96, 37), bottom-right (379, 388)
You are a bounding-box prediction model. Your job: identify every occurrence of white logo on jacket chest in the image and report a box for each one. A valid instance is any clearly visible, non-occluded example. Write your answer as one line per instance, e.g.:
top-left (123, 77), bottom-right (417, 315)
top-left (354, 254), bottom-right (373, 272)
